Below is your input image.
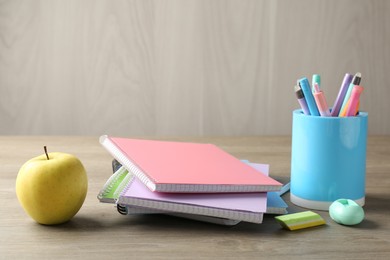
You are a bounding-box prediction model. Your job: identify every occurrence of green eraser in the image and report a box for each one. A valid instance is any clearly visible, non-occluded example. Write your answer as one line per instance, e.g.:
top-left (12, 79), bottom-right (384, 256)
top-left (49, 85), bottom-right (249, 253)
top-left (275, 211), bottom-right (326, 231)
top-left (329, 199), bottom-right (365, 226)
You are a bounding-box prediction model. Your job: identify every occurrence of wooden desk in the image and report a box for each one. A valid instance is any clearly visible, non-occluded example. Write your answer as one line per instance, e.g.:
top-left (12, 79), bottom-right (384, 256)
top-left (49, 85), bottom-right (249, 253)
top-left (1, 136), bottom-right (389, 259)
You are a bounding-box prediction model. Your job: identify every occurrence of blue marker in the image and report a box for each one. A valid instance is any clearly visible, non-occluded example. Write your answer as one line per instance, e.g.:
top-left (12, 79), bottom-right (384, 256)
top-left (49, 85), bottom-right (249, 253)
top-left (299, 77), bottom-right (319, 116)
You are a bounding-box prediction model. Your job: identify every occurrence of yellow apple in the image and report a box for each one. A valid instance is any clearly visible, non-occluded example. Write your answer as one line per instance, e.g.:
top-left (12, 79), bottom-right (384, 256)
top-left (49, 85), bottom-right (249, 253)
top-left (16, 147), bottom-right (88, 225)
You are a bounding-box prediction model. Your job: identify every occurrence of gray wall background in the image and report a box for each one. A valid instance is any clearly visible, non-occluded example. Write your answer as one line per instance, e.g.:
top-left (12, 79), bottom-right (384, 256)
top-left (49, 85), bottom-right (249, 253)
top-left (1, 0), bottom-right (389, 136)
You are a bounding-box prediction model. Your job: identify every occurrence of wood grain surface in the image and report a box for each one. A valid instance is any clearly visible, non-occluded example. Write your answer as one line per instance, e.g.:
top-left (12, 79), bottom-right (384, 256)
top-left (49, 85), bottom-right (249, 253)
top-left (0, 0), bottom-right (389, 135)
top-left (0, 136), bottom-right (389, 259)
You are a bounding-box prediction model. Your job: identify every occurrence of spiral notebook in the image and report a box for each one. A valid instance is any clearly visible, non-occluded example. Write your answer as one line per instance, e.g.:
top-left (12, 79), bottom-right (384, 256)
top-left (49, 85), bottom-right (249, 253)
top-left (97, 166), bottom-right (130, 204)
top-left (98, 162), bottom-right (287, 214)
top-left (116, 204), bottom-right (241, 226)
top-left (98, 162), bottom-right (287, 224)
top-left (117, 191), bottom-right (287, 218)
top-left (117, 173), bottom-right (266, 224)
top-left (99, 135), bottom-right (282, 193)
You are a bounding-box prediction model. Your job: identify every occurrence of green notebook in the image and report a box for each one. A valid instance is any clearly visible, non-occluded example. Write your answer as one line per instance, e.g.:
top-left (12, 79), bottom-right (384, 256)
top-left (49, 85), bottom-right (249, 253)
top-left (97, 166), bottom-right (132, 203)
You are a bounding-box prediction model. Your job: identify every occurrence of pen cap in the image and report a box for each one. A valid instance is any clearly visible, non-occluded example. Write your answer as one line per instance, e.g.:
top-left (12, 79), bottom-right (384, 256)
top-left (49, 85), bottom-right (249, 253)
top-left (352, 72), bottom-right (362, 86)
top-left (294, 85), bottom-right (304, 99)
top-left (312, 74), bottom-right (321, 88)
top-left (290, 110), bottom-right (368, 210)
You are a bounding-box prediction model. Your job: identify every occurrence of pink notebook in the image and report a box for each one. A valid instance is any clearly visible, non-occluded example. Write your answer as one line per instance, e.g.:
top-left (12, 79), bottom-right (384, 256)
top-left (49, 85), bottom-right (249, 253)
top-left (117, 173), bottom-right (267, 224)
top-left (100, 135), bottom-right (282, 193)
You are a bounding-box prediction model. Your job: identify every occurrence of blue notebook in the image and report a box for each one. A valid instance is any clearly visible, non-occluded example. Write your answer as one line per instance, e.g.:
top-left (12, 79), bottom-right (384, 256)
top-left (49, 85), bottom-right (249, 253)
top-left (267, 192), bottom-right (288, 214)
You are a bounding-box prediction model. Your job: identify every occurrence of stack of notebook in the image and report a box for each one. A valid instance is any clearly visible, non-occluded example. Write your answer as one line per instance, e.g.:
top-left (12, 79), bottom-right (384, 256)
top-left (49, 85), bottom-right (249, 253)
top-left (97, 135), bottom-right (288, 225)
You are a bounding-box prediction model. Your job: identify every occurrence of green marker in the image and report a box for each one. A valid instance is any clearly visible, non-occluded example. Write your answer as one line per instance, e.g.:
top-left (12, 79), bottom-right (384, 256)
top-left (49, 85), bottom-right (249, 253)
top-left (312, 74), bottom-right (321, 93)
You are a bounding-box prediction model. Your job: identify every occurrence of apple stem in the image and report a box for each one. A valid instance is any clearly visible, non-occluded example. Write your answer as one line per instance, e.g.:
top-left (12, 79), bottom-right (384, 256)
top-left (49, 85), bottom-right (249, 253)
top-left (44, 146), bottom-right (50, 160)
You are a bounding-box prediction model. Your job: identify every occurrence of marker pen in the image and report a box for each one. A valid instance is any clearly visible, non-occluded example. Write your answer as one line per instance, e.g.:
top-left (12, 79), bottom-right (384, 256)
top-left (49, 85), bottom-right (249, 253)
top-left (313, 83), bottom-right (331, 117)
top-left (294, 85), bottom-right (310, 115)
top-left (339, 72), bottom-right (361, 116)
top-left (330, 73), bottom-right (353, 117)
top-left (345, 85), bottom-right (364, 116)
top-left (299, 77), bottom-right (320, 116)
top-left (312, 74), bottom-right (321, 93)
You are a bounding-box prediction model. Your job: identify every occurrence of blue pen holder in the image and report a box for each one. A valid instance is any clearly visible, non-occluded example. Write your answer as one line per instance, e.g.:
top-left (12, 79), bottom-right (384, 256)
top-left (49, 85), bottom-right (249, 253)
top-left (290, 109), bottom-right (368, 210)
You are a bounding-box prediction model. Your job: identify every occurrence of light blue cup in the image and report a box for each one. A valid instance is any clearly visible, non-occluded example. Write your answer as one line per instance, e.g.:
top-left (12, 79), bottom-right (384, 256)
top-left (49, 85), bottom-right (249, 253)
top-left (290, 109), bottom-right (368, 210)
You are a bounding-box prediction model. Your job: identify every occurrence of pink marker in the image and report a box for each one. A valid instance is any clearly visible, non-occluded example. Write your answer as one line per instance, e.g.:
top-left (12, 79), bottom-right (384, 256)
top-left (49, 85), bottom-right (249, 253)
top-left (313, 83), bottom-right (331, 117)
top-left (346, 85), bottom-right (364, 116)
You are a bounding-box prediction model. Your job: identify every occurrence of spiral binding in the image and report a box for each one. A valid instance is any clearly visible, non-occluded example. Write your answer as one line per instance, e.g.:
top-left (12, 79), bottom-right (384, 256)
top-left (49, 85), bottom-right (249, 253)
top-left (117, 204), bottom-right (128, 215)
top-left (97, 166), bottom-right (127, 200)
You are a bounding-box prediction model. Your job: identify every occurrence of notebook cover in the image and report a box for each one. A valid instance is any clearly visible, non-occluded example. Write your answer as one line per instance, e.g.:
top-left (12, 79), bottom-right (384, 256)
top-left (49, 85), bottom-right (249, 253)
top-left (120, 164), bottom-right (287, 216)
top-left (118, 205), bottom-right (241, 226)
top-left (118, 176), bottom-right (267, 223)
top-left (100, 135), bottom-right (282, 193)
top-left (266, 192), bottom-right (288, 214)
top-left (121, 194), bottom-right (287, 216)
